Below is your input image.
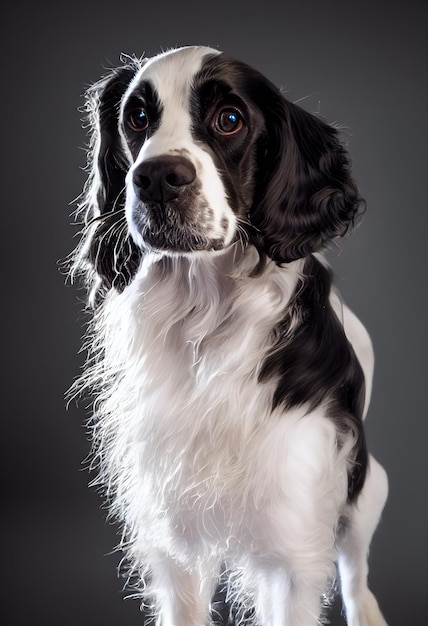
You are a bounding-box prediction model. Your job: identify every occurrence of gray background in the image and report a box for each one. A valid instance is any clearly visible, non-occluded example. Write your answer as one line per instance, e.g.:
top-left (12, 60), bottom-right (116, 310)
top-left (2, 0), bottom-right (427, 624)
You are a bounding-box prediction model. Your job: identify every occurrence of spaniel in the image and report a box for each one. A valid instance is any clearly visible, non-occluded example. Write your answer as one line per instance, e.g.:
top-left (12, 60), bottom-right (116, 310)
top-left (71, 45), bottom-right (388, 626)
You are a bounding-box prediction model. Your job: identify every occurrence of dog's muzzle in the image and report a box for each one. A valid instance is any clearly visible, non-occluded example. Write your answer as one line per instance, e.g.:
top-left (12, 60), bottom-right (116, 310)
top-left (128, 154), bottom-right (221, 253)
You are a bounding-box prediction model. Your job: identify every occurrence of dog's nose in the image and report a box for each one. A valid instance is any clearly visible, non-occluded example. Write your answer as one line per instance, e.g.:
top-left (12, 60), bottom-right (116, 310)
top-left (133, 156), bottom-right (197, 203)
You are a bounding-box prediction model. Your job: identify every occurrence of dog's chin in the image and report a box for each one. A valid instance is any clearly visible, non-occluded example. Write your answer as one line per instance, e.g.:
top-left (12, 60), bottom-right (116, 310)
top-left (134, 228), bottom-right (230, 257)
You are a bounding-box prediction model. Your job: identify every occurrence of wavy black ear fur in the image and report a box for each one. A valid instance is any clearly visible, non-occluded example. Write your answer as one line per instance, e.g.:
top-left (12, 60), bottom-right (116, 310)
top-left (74, 58), bottom-right (143, 303)
top-left (250, 77), bottom-right (365, 263)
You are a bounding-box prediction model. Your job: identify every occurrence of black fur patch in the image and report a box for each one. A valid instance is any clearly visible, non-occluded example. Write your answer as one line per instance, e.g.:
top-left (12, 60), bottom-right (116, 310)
top-left (190, 54), bottom-right (266, 219)
top-left (259, 255), bottom-right (368, 500)
top-left (193, 53), bottom-right (365, 265)
top-left (121, 80), bottom-right (164, 159)
top-left (84, 61), bottom-right (144, 295)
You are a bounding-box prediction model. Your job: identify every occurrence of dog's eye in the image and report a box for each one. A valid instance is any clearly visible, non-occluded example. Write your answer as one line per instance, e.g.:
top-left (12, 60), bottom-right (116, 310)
top-left (214, 108), bottom-right (244, 135)
top-left (127, 108), bottom-right (149, 132)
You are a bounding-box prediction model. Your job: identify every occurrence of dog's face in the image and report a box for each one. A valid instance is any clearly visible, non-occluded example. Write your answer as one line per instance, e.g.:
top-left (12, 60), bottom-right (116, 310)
top-left (80, 46), bottom-right (363, 296)
top-left (121, 46), bottom-right (261, 254)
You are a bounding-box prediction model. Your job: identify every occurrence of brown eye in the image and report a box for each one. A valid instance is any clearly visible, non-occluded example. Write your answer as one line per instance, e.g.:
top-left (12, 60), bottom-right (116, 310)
top-left (215, 107), bottom-right (244, 135)
top-left (127, 108), bottom-right (149, 132)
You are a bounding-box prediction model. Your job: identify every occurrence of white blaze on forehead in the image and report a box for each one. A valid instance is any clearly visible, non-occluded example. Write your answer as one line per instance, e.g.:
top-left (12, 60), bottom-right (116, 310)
top-left (129, 46), bottom-right (220, 159)
top-left (141, 46), bottom-right (220, 104)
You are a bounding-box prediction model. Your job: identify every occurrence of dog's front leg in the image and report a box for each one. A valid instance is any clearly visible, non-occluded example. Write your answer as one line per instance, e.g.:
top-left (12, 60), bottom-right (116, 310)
top-left (149, 553), bottom-right (216, 626)
top-left (252, 559), bottom-right (333, 626)
top-left (247, 413), bottom-right (347, 626)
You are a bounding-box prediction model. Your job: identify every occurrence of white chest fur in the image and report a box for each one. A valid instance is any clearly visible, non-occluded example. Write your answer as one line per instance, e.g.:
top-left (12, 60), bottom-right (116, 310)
top-left (87, 249), bottom-right (351, 566)
top-left (89, 253), bottom-right (293, 524)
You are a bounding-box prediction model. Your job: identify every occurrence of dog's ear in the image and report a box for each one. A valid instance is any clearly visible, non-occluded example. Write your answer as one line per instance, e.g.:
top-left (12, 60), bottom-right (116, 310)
top-left (250, 88), bottom-right (365, 263)
top-left (74, 58), bottom-right (143, 302)
top-left (85, 58), bottom-right (142, 215)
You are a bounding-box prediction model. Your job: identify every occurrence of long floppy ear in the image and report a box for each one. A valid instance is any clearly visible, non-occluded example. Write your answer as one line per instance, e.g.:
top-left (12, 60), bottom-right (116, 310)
top-left (250, 85), bottom-right (365, 263)
top-left (73, 57), bottom-right (143, 303)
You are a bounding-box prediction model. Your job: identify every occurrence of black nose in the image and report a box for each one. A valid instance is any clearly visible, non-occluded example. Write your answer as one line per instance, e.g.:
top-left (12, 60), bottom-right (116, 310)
top-left (133, 155), bottom-right (197, 203)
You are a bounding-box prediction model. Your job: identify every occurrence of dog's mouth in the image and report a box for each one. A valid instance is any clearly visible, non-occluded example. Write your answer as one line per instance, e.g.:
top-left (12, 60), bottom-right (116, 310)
top-left (130, 199), bottom-right (230, 254)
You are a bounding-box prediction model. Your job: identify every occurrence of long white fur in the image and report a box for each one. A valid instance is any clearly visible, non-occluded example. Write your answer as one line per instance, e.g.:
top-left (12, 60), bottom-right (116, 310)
top-left (77, 46), bottom-right (388, 626)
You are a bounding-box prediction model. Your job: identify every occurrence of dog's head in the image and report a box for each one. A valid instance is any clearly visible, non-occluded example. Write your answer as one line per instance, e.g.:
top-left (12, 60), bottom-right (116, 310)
top-left (75, 46), bottom-right (363, 299)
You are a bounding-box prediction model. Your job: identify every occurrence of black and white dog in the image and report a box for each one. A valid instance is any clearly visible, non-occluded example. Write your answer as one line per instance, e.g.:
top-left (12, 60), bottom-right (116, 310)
top-left (72, 46), bottom-right (388, 625)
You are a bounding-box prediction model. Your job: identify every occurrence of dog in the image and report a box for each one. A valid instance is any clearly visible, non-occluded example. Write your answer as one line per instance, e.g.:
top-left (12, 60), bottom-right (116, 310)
top-left (71, 45), bottom-right (388, 625)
